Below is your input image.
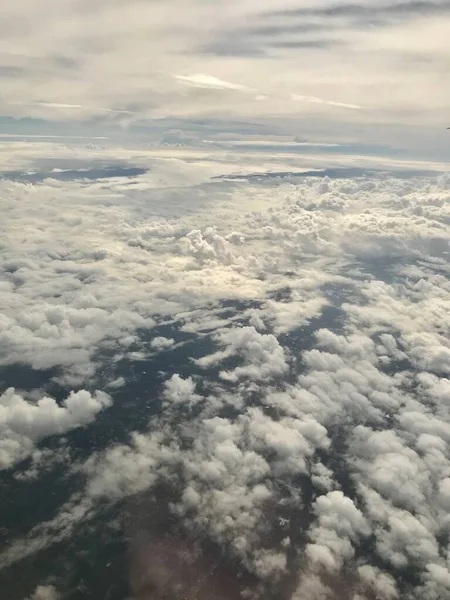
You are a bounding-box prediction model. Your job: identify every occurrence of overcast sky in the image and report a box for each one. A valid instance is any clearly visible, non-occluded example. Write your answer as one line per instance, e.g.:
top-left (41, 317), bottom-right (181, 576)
top-left (1, 0), bottom-right (449, 156)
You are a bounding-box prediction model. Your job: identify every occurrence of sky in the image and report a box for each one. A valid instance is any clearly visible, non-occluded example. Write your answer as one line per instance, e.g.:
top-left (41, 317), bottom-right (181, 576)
top-left (1, 3), bottom-right (450, 600)
top-left (1, 0), bottom-right (450, 159)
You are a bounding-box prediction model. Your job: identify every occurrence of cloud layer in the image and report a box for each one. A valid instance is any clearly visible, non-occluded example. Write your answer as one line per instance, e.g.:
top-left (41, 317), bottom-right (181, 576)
top-left (0, 143), bottom-right (449, 599)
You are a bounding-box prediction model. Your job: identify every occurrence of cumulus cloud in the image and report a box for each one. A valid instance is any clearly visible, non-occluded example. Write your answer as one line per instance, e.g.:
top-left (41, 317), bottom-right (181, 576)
top-left (163, 374), bottom-right (202, 408)
top-left (83, 430), bottom-right (175, 500)
top-left (1, 144), bottom-right (450, 600)
top-left (195, 326), bottom-right (289, 382)
top-left (14, 446), bottom-right (71, 482)
top-left (1, 146), bottom-right (448, 385)
top-left (0, 388), bottom-right (111, 469)
top-left (150, 336), bottom-right (175, 350)
top-left (306, 491), bottom-right (370, 571)
top-left (27, 586), bottom-right (59, 600)
top-left (357, 565), bottom-right (398, 600)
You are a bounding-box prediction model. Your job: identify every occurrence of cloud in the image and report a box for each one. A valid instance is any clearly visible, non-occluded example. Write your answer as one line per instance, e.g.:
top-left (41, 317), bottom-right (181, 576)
top-left (291, 94), bottom-right (361, 110)
top-left (159, 128), bottom-right (197, 146)
top-left (0, 134), bottom-right (109, 140)
top-left (268, 1), bottom-right (450, 22)
top-left (83, 430), bottom-right (175, 500)
top-left (24, 102), bottom-right (134, 115)
top-left (357, 565), bottom-right (398, 600)
top-left (0, 144), bottom-right (447, 383)
top-left (163, 374), bottom-right (202, 407)
top-left (150, 336), bottom-right (175, 350)
top-left (0, 0), bottom-right (449, 151)
top-left (174, 74), bottom-right (250, 91)
top-left (31, 103), bottom-right (84, 110)
top-left (306, 491), bottom-right (370, 571)
top-left (0, 388), bottom-right (111, 470)
top-left (195, 326), bottom-right (289, 382)
top-left (1, 144), bottom-right (450, 599)
top-left (14, 446), bottom-right (71, 482)
top-left (27, 585), bottom-right (59, 600)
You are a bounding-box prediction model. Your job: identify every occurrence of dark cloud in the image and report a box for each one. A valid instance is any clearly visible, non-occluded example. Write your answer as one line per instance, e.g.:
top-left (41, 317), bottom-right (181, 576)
top-left (0, 55), bottom-right (79, 82)
top-left (198, 16), bottom-right (341, 57)
top-left (198, 35), bottom-right (341, 58)
top-left (247, 23), bottom-right (329, 36)
top-left (0, 66), bottom-right (25, 77)
top-left (269, 39), bottom-right (340, 49)
top-left (0, 166), bottom-right (148, 183)
top-left (50, 54), bottom-right (79, 70)
top-left (212, 166), bottom-right (439, 182)
top-left (201, 1), bottom-right (450, 57)
top-left (198, 39), bottom-right (268, 58)
top-left (266, 0), bottom-right (450, 24)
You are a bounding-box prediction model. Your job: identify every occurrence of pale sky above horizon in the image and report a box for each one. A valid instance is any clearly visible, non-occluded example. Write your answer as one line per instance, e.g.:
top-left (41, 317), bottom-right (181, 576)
top-left (1, 1), bottom-right (449, 157)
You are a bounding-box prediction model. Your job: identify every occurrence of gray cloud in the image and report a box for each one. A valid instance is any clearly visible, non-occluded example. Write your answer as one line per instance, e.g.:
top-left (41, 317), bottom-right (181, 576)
top-left (269, 39), bottom-right (340, 50)
top-left (267, 1), bottom-right (450, 22)
top-left (200, 1), bottom-right (450, 59)
top-left (198, 20), bottom-right (342, 58)
top-left (0, 66), bottom-right (25, 77)
top-left (198, 40), bottom-right (268, 58)
top-left (0, 0), bottom-right (448, 138)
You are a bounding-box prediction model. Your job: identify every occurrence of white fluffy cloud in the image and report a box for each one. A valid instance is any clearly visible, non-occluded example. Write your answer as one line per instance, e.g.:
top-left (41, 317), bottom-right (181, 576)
top-left (163, 374), bottom-right (202, 408)
top-left (0, 388), bottom-right (111, 469)
top-left (306, 491), bottom-right (370, 571)
top-left (1, 144), bottom-right (450, 600)
top-left (150, 336), bottom-right (175, 350)
top-left (1, 145), bottom-right (448, 386)
top-left (196, 326), bottom-right (289, 382)
top-left (357, 565), bottom-right (398, 600)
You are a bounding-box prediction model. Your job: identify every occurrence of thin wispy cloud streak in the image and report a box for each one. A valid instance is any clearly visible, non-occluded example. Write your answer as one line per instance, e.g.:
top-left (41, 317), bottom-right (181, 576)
top-left (265, 0), bottom-right (450, 21)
